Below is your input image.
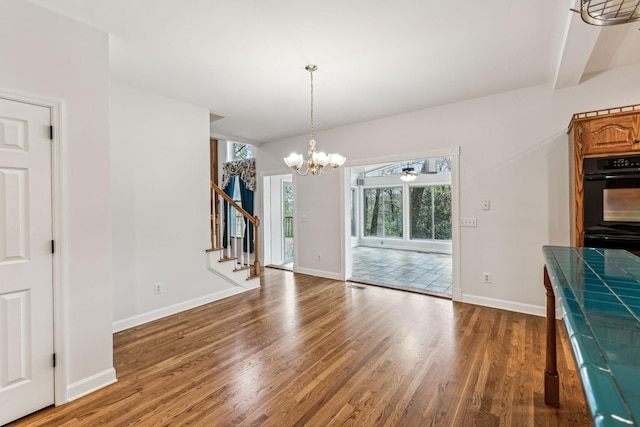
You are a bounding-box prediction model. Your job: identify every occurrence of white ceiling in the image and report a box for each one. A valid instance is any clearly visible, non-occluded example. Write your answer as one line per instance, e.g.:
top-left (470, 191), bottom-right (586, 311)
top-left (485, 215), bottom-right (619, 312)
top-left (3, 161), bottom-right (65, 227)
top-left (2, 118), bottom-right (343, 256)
top-left (27, 0), bottom-right (640, 144)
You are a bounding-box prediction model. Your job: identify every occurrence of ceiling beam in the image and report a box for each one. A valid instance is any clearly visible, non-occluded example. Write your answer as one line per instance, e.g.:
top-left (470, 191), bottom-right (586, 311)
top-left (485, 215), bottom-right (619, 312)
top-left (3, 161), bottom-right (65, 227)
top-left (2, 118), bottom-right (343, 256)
top-left (553, 4), bottom-right (603, 89)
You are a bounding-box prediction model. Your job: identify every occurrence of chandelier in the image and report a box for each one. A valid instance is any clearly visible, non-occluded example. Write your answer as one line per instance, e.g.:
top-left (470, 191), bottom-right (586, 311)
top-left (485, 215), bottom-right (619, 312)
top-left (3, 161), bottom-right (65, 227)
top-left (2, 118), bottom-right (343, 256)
top-left (283, 65), bottom-right (346, 175)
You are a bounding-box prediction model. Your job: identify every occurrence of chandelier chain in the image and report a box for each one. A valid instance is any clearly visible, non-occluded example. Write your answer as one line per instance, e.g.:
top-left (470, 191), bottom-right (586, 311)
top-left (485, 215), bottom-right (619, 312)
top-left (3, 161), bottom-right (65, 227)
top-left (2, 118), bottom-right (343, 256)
top-left (309, 68), bottom-right (314, 141)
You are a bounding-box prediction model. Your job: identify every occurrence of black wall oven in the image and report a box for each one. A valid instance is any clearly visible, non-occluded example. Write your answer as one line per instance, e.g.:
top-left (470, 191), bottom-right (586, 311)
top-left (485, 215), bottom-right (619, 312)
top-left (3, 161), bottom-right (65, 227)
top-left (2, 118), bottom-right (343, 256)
top-left (583, 154), bottom-right (640, 250)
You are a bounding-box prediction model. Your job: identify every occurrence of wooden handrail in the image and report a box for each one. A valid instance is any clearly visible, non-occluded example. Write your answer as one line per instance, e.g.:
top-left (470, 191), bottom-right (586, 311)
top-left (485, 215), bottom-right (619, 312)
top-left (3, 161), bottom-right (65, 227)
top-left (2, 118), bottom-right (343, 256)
top-left (211, 182), bottom-right (258, 226)
top-left (210, 181), bottom-right (260, 278)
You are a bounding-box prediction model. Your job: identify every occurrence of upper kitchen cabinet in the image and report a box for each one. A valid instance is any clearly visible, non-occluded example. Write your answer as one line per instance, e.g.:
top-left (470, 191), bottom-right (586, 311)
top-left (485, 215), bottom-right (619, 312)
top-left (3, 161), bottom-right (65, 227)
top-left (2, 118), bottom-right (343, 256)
top-left (570, 105), bottom-right (640, 156)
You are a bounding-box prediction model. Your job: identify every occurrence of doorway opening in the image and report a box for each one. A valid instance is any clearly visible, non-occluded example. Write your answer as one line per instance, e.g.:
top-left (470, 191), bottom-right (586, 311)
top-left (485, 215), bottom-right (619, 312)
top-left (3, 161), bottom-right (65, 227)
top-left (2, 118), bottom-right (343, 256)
top-left (346, 155), bottom-right (455, 298)
top-left (263, 174), bottom-right (294, 271)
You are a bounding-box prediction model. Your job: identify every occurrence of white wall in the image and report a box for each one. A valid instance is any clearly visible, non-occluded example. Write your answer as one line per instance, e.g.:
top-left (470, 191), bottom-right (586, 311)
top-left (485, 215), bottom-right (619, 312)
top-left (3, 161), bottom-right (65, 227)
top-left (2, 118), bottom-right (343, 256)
top-left (111, 83), bottom-right (240, 329)
top-left (257, 64), bottom-right (640, 314)
top-left (0, 0), bottom-right (114, 400)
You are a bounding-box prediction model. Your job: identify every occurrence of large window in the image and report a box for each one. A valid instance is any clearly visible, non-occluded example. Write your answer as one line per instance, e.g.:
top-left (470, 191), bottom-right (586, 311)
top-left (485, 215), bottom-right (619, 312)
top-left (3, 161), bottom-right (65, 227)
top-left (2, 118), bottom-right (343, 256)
top-left (410, 185), bottom-right (452, 240)
top-left (363, 187), bottom-right (403, 238)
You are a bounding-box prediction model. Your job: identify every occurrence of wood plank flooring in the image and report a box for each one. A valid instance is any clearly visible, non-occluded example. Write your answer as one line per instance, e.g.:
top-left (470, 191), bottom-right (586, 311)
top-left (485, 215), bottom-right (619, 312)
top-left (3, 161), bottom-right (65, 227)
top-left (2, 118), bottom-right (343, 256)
top-left (10, 268), bottom-right (590, 426)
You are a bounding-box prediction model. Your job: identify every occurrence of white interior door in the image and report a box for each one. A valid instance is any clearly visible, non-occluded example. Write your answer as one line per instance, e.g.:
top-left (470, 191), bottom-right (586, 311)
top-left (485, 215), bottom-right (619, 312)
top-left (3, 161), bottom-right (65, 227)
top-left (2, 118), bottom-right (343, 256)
top-left (0, 98), bottom-right (54, 424)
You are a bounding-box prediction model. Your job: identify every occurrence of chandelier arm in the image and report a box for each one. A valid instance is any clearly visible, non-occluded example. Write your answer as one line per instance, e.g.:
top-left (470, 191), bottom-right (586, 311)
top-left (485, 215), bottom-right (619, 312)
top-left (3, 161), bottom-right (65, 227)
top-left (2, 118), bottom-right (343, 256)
top-left (296, 165), bottom-right (310, 176)
top-left (320, 165), bottom-right (336, 175)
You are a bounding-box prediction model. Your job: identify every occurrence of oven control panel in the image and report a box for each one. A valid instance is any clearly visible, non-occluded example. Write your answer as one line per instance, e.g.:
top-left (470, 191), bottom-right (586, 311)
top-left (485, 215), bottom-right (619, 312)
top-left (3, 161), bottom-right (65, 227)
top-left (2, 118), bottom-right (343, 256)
top-left (585, 154), bottom-right (640, 174)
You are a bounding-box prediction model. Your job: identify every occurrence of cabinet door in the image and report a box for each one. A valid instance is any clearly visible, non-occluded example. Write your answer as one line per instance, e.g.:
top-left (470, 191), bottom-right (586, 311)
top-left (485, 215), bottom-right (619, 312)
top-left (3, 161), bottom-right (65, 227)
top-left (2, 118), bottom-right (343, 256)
top-left (582, 115), bottom-right (640, 155)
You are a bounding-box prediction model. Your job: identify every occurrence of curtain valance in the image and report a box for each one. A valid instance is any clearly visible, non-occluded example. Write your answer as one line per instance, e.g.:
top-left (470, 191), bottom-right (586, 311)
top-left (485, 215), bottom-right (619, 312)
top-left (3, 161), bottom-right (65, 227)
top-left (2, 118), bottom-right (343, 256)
top-left (221, 158), bottom-right (256, 191)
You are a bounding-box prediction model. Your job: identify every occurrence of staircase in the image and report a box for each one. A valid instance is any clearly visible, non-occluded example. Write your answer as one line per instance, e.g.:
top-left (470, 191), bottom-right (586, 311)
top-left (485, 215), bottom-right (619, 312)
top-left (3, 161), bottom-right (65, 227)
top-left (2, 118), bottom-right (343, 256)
top-left (206, 182), bottom-right (261, 290)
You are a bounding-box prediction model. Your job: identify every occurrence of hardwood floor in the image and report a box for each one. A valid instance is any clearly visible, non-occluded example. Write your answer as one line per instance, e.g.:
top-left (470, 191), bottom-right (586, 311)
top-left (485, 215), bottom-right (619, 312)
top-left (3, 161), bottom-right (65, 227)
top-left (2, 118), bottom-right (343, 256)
top-left (11, 268), bottom-right (590, 426)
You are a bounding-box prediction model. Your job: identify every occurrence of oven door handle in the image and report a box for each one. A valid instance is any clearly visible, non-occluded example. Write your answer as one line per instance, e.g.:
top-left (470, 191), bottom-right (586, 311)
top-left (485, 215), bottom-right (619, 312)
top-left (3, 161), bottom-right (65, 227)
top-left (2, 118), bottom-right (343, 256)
top-left (585, 173), bottom-right (640, 180)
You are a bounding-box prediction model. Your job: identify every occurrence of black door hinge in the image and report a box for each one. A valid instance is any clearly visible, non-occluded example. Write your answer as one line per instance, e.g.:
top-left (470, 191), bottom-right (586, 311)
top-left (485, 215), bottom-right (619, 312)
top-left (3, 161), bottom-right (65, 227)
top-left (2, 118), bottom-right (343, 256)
top-left (53, 353), bottom-right (56, 368)
top-left (49, 125), bottom-right (54, 140)
top-left (51, 240), bottom-right (55, 254)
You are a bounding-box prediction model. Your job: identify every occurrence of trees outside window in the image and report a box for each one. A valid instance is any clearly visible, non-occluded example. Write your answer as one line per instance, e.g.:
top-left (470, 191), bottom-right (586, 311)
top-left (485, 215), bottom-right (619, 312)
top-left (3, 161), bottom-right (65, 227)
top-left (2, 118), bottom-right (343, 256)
top-left (410, 185), bottom-right (452, 240)
top-left (363, 187), bottom-right (403, 238)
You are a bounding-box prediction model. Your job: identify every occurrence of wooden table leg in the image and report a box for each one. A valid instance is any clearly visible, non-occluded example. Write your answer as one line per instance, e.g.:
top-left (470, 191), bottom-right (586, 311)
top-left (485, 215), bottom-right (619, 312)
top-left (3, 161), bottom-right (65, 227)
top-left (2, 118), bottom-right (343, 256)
top-left (544, 265), bottom-right (560, 407)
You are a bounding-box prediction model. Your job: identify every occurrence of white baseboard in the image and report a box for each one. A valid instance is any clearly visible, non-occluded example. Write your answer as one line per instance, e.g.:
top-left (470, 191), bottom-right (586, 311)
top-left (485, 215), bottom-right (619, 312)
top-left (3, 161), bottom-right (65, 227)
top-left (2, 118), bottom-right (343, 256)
top-left (112, 287), bottom-right (251, 333)
top-left (294, 266), bottom-right (343, 281)
top-left (461, 293), bottom-right (545, 317)
top-left (66, 367), bottom-right (117, 403)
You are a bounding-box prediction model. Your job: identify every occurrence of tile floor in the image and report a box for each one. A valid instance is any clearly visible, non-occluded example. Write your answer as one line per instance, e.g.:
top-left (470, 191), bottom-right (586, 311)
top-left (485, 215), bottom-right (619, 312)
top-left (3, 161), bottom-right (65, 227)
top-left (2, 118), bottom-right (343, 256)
top-left (350, 246), bottom-right (452, 298)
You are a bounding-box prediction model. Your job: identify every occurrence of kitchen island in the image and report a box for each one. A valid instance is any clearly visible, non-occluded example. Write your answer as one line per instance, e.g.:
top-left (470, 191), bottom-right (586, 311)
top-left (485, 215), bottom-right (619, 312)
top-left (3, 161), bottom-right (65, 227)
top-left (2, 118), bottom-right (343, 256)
top-left (543, 246), bottom-right (640, 426)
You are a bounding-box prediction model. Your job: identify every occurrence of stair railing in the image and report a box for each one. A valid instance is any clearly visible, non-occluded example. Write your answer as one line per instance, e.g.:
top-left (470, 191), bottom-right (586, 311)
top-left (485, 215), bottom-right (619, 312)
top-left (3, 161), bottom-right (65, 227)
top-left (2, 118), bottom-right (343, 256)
top-left (207, 182), bottom-right (260, 279)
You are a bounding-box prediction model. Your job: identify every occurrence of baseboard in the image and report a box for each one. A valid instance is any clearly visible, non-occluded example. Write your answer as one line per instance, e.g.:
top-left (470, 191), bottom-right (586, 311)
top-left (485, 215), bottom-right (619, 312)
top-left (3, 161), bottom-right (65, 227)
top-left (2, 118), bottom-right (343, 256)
top-left (112, 287), bottom-right (250, 333)
top-left (294, 266), bottom-right (343, 281)
top-left (66, 367), bottom-right (117, 403)
top-left (461, 293), bottom-right (545, 317)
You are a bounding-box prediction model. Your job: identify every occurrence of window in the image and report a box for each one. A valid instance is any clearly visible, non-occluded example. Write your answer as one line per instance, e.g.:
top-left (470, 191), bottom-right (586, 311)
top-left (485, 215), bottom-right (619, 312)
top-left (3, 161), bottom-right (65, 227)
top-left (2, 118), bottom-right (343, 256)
top-left (410, 185), bottom-right (452, 240)
top-left (363, 187), bottom-right (403, 238)
top-left (232, 142), bottom-right (253, 160)
top-left (363, 156), bottom-right (451, 178)
top-left (229, 179), bottom-right (244, 238)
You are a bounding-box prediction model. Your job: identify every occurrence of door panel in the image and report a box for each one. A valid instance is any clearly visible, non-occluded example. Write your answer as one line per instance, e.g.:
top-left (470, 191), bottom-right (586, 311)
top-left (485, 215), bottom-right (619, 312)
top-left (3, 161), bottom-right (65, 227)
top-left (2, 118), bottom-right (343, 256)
top-left (0, 98), bottom-right (54, 425)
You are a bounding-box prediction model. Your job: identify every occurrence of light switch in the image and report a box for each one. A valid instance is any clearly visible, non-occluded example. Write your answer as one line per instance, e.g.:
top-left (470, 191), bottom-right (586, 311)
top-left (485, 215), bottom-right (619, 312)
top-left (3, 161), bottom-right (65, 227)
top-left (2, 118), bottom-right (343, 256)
top-left (460, 218), bottom-right (477, 227)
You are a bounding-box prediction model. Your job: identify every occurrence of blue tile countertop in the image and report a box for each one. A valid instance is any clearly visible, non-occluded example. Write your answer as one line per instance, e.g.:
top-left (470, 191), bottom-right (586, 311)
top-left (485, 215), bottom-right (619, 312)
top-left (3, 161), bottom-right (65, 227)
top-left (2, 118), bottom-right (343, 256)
top-left (543, 246), bottom-right (640, 427)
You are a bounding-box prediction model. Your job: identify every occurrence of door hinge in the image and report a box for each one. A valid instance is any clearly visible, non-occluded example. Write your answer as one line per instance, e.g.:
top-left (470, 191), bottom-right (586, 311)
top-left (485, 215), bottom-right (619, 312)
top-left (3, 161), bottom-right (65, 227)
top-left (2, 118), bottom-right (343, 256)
top-left (53, 353), bottom-right (56, 368)
top-left (51, 240), bottom-right (55, 254)
top-left (49, 125), bottom-right (54, 140)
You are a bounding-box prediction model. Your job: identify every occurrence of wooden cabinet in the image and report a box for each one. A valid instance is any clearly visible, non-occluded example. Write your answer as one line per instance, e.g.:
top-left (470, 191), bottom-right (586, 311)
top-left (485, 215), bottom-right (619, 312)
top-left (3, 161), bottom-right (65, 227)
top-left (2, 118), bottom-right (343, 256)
top-left (581, 114), bottom-right (640, 155)
top-left (568, 104), bottom-right (640, 247)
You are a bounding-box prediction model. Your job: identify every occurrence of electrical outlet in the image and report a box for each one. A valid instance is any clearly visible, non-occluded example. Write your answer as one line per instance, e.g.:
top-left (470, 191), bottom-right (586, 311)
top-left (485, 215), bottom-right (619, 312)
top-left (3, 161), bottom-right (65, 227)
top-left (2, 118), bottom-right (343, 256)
top-left (154, 282), bottom-right (163, 294)
top-left (481, 200), bottom-right (490, 211)
top-left (482, 273), bottom-right (491, 284)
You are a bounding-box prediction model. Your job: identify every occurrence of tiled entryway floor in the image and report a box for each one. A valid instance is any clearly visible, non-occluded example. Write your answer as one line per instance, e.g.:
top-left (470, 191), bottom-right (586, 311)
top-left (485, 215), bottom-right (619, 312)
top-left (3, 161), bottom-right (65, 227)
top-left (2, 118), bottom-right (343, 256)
top-left (350, 246), bottom-right (452, 298)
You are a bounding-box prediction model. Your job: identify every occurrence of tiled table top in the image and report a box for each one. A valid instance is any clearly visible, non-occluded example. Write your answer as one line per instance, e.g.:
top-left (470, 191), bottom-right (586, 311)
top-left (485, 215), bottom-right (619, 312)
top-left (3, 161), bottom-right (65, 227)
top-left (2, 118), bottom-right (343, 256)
top-left (543, 246), bottom-right (640, 427)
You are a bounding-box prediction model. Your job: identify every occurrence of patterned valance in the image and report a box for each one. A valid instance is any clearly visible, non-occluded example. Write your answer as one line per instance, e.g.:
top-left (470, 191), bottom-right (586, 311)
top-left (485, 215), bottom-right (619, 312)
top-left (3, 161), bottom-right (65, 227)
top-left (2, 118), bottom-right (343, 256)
top-left (221, 158), bottom-right (256, 191)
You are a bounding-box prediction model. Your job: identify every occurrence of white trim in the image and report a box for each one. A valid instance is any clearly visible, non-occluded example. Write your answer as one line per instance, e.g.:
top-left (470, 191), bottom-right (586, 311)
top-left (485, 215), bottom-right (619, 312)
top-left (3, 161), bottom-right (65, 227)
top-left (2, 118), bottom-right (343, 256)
top-left (357, 239), bottom-right (452, 254)
top-left (0, 88), bottom-right (69, 404)
top-left (450, 152), bottom-right (461, 302)
top-left (112, 287), bottom-right (251, 333)
top-left (66, 368), bottom-right (117, 402)
top-left (461, 293), bottom-right (545, 317)
top-left (295, 266), bottom-right (344, 281)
